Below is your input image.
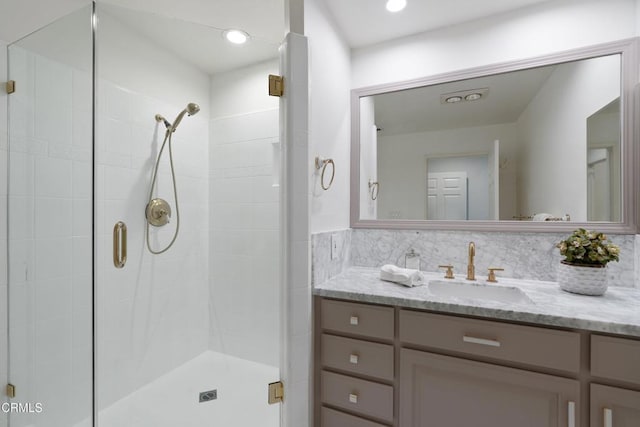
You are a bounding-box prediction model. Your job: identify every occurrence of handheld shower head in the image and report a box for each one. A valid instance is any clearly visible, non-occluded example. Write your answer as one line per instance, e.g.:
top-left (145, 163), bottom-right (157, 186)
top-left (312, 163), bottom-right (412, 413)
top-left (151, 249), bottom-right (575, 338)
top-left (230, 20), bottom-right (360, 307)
top-left (186, 103), bottom-right (200, 115)
top-left (170, 102), bottom-right (200, 133)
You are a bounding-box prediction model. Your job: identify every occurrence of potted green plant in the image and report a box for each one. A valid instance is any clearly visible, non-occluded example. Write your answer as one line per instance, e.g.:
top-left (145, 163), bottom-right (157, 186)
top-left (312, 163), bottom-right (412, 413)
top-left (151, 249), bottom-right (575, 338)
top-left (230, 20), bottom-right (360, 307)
top-left (556, 228), bottom-right (620, 295)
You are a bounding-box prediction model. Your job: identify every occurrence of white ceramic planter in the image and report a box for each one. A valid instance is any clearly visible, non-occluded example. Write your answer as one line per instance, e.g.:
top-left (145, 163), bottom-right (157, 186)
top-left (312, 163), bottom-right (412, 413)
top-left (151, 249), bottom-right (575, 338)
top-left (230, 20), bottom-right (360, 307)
top-left (557, 261), bottom-right (608, 296)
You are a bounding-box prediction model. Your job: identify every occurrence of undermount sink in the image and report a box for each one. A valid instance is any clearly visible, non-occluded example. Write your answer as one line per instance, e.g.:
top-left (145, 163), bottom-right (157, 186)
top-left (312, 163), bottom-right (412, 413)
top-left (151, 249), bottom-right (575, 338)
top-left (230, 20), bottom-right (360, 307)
top-left (428, 280), bottom-right (534, 305)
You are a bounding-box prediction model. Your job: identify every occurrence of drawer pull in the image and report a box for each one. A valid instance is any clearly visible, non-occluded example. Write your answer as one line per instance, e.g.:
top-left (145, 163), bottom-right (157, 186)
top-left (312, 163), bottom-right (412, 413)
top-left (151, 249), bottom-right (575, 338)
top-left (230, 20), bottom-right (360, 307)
top-left (349, 354), bottom-right (359, 364)
top-left (568, 401), bottom-right (575, 427)
top-left (348, 393), bottom-right (358, 404)
top-left (350, 316), bottom-right (359, 326)
top-left (604, 408), bottom-right (612, 427)
top-left (462, 335), bottom-right (501, 347)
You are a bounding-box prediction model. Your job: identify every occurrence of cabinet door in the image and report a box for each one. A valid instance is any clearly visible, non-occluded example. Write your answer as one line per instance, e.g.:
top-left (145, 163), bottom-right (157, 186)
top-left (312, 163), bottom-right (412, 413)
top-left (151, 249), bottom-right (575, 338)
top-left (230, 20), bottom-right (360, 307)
top-left (590, 384), bottom-right (640, 427)
top-left (399, 349), bottom-right (580, 427)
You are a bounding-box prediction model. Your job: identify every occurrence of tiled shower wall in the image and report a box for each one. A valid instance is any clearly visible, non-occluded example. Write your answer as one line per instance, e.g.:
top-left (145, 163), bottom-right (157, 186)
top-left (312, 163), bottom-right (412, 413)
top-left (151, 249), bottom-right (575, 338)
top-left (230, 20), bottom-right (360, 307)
top-left (95, 78), bottom-right (210, 409)
top-left (208, 61), bottom-right (281, 367)
top-left (312, 229), bottom-right (637, 288)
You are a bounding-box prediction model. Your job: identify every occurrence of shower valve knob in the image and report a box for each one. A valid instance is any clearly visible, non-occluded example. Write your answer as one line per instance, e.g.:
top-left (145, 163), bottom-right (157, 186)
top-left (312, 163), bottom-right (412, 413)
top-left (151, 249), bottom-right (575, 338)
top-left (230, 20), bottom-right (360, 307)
top-left (146, 198), bottom-right (172, 227)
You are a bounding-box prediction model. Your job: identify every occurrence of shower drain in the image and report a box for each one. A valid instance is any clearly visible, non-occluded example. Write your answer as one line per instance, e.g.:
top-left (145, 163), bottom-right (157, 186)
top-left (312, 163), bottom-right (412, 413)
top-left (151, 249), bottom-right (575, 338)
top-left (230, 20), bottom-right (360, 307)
top-left (199, 389), bottom-right (218, 402)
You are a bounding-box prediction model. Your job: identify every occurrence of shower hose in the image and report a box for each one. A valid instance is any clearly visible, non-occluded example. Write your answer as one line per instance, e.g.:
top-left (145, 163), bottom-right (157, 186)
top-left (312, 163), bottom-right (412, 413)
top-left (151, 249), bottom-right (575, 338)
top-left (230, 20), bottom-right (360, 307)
top-left (145, 128), bottom-right (181, 254)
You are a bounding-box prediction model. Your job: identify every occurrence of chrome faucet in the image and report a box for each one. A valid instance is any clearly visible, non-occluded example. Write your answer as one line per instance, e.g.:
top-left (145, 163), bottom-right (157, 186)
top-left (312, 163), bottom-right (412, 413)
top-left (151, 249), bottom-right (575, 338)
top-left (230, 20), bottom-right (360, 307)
top-left (466, 241), bottom-right (476, 280)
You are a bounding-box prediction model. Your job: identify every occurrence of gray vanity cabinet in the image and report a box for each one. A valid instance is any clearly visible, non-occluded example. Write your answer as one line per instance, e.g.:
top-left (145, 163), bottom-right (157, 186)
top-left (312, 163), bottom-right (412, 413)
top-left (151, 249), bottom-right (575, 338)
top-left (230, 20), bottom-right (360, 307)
top-left (399, 348), bottom-right (580, 427)
top-left (314, 297), bottom-right (640, 427)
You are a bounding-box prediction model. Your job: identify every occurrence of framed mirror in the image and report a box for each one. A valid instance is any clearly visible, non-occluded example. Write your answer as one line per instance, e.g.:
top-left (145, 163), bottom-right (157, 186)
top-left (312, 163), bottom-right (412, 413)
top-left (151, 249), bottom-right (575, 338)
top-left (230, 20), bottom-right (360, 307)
top-left (351, 39), bottom-right (639, 233)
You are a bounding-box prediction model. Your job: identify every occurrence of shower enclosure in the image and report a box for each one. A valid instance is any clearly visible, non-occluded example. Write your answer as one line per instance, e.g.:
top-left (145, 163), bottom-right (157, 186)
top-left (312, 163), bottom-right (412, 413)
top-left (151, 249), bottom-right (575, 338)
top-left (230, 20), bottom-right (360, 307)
top-left (3, 2), bottom-right (284, 426)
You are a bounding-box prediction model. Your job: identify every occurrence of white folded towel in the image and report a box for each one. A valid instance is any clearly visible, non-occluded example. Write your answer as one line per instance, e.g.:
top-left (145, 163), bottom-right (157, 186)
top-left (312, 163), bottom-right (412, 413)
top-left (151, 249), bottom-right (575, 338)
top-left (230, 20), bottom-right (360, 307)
top-left (532, 213), bottom-right (553, 221)
top-left (380, 264), bottom-right (424, 287)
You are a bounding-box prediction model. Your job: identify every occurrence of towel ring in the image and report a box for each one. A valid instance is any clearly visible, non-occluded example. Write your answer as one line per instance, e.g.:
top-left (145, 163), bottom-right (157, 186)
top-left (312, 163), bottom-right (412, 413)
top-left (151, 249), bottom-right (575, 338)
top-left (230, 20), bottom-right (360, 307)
top-left (368, 180), bottom-right (379, 200)
top-left (315, 157), bottom-right (335, 190)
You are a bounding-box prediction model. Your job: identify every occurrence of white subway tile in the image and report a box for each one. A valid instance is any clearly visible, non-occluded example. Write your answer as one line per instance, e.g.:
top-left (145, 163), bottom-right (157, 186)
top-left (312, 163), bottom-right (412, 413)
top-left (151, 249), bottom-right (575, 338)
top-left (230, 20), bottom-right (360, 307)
top-left (34, 56), bottom-right (72, 145)
top-left (72, 237), bottom-right (92, 279)
top-left (35, 237), bottom-right (72, 280)
top-left (34, 198), bottom-right (72, 239)
top-left (72, 160), bottom-right (92, 199)
top-left (8, 151), bottom-right (34, 197)
top-left (8, 196), bottom-right (34, 240)
top-left (72, 69), bottom-right (93, 113)
top-left (104, 166), bottom-right (132, 201)
top-left (35, 277), bottom-right (72, 322)
top-left (35, 156), bottom-right (72, 198)
top-left (101, 117), bottom-right (132, 156)
top-left (103, 82), bottom-right (132, 122)
top-left (8, 239), bottom-right (34, 284)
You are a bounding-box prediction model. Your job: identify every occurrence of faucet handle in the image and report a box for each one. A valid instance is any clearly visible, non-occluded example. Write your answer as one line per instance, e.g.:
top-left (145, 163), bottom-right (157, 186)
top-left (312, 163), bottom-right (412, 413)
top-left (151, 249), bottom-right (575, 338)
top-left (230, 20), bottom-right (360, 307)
top-left (438, 265), bottom-right (455, 279)
top-left (487, 267), bottom-right (505, 283)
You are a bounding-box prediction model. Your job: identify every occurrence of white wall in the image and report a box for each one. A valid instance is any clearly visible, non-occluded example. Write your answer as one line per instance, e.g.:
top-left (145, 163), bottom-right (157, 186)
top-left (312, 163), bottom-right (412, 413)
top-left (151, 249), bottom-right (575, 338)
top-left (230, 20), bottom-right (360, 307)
top-left (95, 8), bottom-right (211, 413)
top-left (517, 55), bottom-right (621, 221)
top-left (359, 97), bottom-right (377, 219)
top-left (208, 60), bottom-right (281, 367)
top-left (377, 123), bottom-right (518, 220)
top-left (351, 0), bottom-right (638, 88)
top-left (309, 0), bottom-right (638, 233)
top-left (305, 0), bottom-right (352, 233)
top-left (0, 39), bottom-right (8, 427)
top-left (97, 7), bottom-right (211, 115)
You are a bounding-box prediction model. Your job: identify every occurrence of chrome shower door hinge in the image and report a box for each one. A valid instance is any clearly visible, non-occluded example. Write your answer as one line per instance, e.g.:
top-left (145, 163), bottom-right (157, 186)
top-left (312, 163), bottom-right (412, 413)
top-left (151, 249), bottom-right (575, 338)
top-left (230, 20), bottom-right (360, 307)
top-left (268, 75), bottom-right (284, 97)
top-left (5, 80), bottom-right (15, 94)
top-left (6, 383), bottom-right (16, 398)
top-left (268, 381), bottom-right (284, 404)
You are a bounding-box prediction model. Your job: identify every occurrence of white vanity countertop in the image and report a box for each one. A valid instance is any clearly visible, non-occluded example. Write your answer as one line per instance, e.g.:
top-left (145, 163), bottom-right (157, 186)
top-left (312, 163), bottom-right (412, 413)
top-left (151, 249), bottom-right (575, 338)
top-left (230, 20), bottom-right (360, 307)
top-left (313, 267), bottom-right (640, 337)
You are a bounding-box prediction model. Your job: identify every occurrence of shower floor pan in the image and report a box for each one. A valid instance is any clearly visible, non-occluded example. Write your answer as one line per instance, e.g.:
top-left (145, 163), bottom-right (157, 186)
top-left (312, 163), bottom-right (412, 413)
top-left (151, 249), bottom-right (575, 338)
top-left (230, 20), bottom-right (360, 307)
top-left (80, 351), bottom-right (279, 427)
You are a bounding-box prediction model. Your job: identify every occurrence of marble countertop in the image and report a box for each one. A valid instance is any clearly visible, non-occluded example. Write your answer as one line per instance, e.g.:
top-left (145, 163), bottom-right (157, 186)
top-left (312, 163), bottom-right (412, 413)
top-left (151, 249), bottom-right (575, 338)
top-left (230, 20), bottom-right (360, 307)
top-left (313, 267), bottom-right (640, 337)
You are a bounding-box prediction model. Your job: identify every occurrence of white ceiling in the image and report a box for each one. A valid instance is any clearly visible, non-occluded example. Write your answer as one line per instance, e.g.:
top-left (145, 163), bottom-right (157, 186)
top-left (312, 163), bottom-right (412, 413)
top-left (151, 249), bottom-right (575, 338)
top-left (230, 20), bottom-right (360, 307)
top-left (0, 0), bottom-right (285, 44)
top-left (374, 65), bottom-right (556, 135)
top-left (1, 0), bottom-right (285, 76)
top-left (101, 0), bottom-right (285, 44)
top-left (322, 0), bottom-right (554, 48)
top-left (1, 0), bottom-right (564, 76)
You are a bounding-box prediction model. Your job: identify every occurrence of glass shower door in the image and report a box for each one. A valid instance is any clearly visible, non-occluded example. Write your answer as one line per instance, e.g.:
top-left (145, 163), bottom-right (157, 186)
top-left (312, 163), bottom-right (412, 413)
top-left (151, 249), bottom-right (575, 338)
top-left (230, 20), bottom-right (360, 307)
top-left (6, 5), bottom-right (94, 427)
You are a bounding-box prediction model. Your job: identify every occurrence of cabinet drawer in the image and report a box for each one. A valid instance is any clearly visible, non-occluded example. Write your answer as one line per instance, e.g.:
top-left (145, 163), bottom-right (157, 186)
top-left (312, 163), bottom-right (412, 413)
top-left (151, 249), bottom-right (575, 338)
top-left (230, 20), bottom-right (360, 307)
top-left (321, 407), bottom-right (389, 427)
top-left (321, 299), bottom-right (394, 340)
top-left (321, 370), bottom-right (394, 422)
top-left (592, 334), bottom-right (640, 385)
top-left (399, 310), bottom-right (580, 373)
top-left (322, 334), bottom-right (394, 380)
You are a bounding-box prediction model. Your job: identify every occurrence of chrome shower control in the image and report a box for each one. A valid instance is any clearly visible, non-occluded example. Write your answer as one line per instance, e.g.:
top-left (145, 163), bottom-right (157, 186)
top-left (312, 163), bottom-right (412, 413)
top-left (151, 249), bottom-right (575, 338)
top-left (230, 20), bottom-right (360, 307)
top-left (146, 198), bottom-right (171, 227)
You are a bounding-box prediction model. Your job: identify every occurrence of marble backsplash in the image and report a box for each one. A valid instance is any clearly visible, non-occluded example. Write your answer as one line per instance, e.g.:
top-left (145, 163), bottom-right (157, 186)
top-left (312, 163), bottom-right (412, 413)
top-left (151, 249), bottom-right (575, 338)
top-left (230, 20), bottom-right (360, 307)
top-left (311, 229), bottom-right (352, 286)
top-left (312, 229), bottom-right (637, 288)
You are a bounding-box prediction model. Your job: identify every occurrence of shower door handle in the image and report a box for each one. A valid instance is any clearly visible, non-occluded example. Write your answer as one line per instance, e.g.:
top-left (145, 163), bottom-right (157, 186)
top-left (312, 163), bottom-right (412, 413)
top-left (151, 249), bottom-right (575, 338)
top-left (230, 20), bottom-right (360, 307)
top-left (113, 221), bottom-right (127, 268)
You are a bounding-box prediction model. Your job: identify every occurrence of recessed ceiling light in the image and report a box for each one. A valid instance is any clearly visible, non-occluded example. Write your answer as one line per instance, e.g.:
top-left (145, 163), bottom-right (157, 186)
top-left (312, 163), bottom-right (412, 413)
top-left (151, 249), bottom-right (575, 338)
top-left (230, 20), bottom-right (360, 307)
top-left (445, 96), bottom-right (463, 103)
top-left (223, 29), bottom-right (250, 45)
top-left (465, 93), bottom-right (482, 101)
top-left (386, 0), bottom-right (407, 12)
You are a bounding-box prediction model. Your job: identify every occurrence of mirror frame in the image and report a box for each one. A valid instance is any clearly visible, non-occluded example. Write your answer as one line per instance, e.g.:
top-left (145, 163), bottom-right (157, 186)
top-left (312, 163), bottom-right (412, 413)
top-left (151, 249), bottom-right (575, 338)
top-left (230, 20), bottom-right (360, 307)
top-left (350, 38), bottom-right (639, 233)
